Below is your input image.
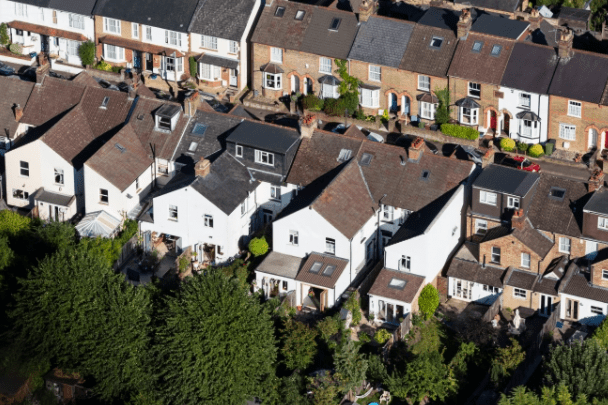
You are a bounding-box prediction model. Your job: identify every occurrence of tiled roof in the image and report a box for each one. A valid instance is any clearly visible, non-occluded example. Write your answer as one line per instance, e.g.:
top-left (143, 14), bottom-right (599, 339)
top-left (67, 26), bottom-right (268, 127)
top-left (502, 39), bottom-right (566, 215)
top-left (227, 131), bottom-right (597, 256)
top-left (471, 13), bottom-right (529, 40)
top-left (512, 219), bottom-right (554, 259)
top-left (256, 251), bottom-right (306, 279)
top-left (0, 76), bottom-right (34, 139)
top-left (584, 187), bottom-right (608, 215)
top-left (189, 0), bottom-right (258, 41)
top-left (7, 21), bottom-right (88, 42)
top-left (447, 256), bottom-right (505, 288)
top-left (98, 36), bottom-right (185, 57)
top-left (295, 252), bottom-right (349, 289)
top-left (299, 7), bottom-right (359, 59)
top-left (85, 124), bottom-right (153, 192)
top-left (71, 72), bottom-right (103, 88)
top-left (20, 76), bottom-right (86, 127)
top-left (348, 16), bottom-right (415, 68)
top-left (501, 42), bottom-right (559, 94)
top-left (93, 0), bottom-right (198, 32)
top-left (227, 120), bottom-right (300, 154)
top-left (473, 164), bottom-right (539, 197)
top-left (447, 33), bottom-right (514, 85)
top-left (399, 23), bottom-right (458, 78)
top-left (251, 1), bottom-right (315, 51)
top-left (506, 269), bottom-right (537, 290)
top-left (562, 266), bottom-right (608, 304)
top-left (548, 50), bottom-right (608, 104)
top-left (368, 268), bottom-right (425, 303)
top-left (453, 0), bottom-right (520, 13)
top-left (48, 0), bottom-right (97, 15)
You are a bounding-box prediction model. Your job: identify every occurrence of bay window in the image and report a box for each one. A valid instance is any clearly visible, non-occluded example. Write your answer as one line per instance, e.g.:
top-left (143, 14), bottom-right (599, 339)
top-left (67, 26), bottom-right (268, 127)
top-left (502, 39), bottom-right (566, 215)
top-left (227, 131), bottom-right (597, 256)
top-left (264, 73), bottom-right (282, 89)
top-left (419, 102), bottom-right (437, 120)
top-left (200, 63), bottom-right (221, 81)
top-left (104, 44), bottom-right (124, 61)
top-left (322, 83), bottom-right (339, 99)
top-left (360, 88), bottom-right (379, 108)
top-left (460, 107), bottom-right (478, 125)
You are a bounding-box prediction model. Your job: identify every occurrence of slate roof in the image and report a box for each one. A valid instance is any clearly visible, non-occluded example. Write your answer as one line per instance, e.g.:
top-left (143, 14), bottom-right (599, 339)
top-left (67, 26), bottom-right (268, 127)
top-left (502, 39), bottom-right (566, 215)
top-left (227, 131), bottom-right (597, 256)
top-left (527, 175), bottom-right (591, 238)
top-left (188, 0), bottom-right (257, 41)
top-left (454, 0), bottom-right (520, 13)
top-left (447, 255), bottom-right (505, 288)
top-left (416, 7), bottom-right (460, 31)
top-left (473, 164), bottom-right (539, 197)
top-left (295, 252), bottom-right (349, 289)
top-left (548, 50), bottom-right (608, 104)
top-left (501, 42), bottom-right (559, 94)
top-left (584, 187), bottom-right (608, 215)
top-left (226, 120), bottom-right (301, 154)
top-left (9, 0), bottom-right (49, 7)
top-left (471, 13), bottom-right (530, 39)
top-left (506, 269), bottom-right (537, 290)
top-left (98, 35), bottom-right (185, 57)
top-left (447, 33), bottom-right (515, 85)
top-left (48, 0), bottom-right (97, 15)
top-left (85, 124), bottom-right (153, 192)
top-left (348, 16), bottom-right (415, 68)
top-left (250, 1), bottom-right (315, 51)
top-left (20, 76), bottom-right (86, 127)
top-left (399, 23), bottom-right (458, 77)
top-left (368, 268), bottom-right (425, 304)
top-left (562, 266), bottom-right (608, 303)
top-left (71, 71), bottom-right (103, 88)
top-left (31, 188), bottom-right (75, 207)
top-left (0, 76), bottom-right (34, 139)
top-left (300, 8), bottom-right (359, 59)
top-left (93, 0), bottom-right (199, 32)
top-left (525, 19), bottom-right (560, 48)
top-left (256, 251), bottom-right (306, 279)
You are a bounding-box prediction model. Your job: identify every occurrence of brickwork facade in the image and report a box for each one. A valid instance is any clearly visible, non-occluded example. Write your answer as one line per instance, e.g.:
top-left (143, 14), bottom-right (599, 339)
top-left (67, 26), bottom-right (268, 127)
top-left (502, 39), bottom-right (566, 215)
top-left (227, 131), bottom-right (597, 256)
top-left (465, 214), bottom-right (502, 239)
top-left (479, 233), bottom-right (547, 271)
top-left (502, 285), bottom-right (561, 312)
top-left (450, 76), bottom-right (502, 133)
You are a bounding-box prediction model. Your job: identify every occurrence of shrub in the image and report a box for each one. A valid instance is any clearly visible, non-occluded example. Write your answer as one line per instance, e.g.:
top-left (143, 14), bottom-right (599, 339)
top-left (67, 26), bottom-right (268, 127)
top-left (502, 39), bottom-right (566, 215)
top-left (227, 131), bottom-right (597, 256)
top-left (178, 256), bottom-right (190, 274)
top-left (317, 316), bottom-right (340, 342)
top-left (593, 317), bottom-right (608, 350)
top-left (529, 143), bottom-right (544, 158)
top-left (9, 43), bottom-right (22, 55)
top-left (517, 142), bottom-right (529, 153)
top-left (418, 284), bottom-right (439, 320)
top-left (490, 338), bottom-right (525, 386)
top-left (248, 236), bottom-right (269, 257)
top-left (78, 41), bottom-right (95, 66)
top-left (344, 293), bottom-right (362, 325)
top-left (381, 109), bottom-right (389, 123)
top-left (323, 98), bottom-right (344, 117)
top-left (354, 108), bottom-right (366, 120)
top-left (95, 61), bottom-right (112, 71)
top-left (359, 332), bottom-right (371, 344)
top-left (418, 121), bottom-right (425, 129)
top-left (440, 123), bottom-right (479, 140)
top-left (340, 92), bottom-right (359, 114)
top-left (189, 56), bottom-right (197, 78)
top-left (302, 94), bottom-right (324, 111)
top-left (374, 329), bottom-right (392, 344)
top-left (434, 87), bottom-right (451, 126)
top-left (500, 137), bottom-right (516, 152)
top-left (0, 23), bottom-right (9, 46)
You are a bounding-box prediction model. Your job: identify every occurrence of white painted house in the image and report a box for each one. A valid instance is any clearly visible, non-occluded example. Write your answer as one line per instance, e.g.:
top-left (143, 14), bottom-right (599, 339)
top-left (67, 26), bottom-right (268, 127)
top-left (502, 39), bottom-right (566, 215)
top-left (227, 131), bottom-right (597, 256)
top-left (0, 0), bottom-right (96, 66)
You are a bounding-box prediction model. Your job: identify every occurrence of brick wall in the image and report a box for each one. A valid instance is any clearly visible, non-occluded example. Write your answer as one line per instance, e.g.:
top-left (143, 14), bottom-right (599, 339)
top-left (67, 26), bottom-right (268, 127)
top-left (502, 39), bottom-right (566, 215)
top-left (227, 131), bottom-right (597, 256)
top-left (479, 233), bottom-right (548, 271)
top-left (591, 261), bottom-right (608, 288)
top-left (466, 214), bottom-right (501, 239)
top-left (502, 285), bottom-right (560, 313)
top-left (450, 76), bottom-right (501, 131)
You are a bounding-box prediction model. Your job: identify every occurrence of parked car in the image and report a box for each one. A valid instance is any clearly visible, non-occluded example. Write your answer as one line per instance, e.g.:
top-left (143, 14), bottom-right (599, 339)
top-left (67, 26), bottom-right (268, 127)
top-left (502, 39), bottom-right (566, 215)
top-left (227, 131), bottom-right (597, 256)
top-left (0, 62), bottom-right (15, 76)
top-left (205, 99), bottom-right (229, 113)
top-left (367, 132), bottom-right (384, 143)
top-left (500, 155), bottom-right (541, 173)
top-left (49, 71), bottom-right (66, 80)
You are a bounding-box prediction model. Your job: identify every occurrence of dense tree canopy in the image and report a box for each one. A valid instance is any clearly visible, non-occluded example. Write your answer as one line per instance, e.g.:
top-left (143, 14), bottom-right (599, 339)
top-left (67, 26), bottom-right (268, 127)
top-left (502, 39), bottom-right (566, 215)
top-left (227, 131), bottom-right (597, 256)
top-left (281, 318), bottom-right (318, 371)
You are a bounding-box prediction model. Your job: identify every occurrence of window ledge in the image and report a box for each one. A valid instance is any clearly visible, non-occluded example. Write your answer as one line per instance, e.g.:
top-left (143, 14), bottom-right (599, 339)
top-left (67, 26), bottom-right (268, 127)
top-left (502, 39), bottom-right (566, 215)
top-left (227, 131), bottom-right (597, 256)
top-left (168, 218), bottom-right (178, 222)
top-left (99, 201), bottom-right (109, 205)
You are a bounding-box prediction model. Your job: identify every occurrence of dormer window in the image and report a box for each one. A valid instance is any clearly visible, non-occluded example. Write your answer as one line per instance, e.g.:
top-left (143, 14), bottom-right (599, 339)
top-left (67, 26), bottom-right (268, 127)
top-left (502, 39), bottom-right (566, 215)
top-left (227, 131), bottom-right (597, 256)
top-left (155, 104), bottom-right (180, 132)
top-left (255, 150), bottom-right (274, 166)
top-left (158, 117), bottom-right (171, 131)
top-left (329, 18), bottom-right (341, 31)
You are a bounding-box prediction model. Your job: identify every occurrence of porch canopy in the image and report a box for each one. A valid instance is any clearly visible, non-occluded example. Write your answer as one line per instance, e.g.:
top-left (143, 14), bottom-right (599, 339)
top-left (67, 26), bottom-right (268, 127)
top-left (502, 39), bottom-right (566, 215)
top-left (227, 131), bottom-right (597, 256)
top-left (455, 97), bottom-right (481, 109)
top-left (75, 210), bottom-right (121, 239)
top-left (7, 20), bottom-right (88, 42)
top-left (417, 92), bottom-right (439, 103)
top-left (97, 35), bottom-right (184, 57)
top-left (197, 54), bottom-right (239, 69)
top-left (32, 188), bottom-right (75, 207)
top-left (516, 111), bottom-right (541, 121)
top-left (318, 75), bottom-right (341, 86)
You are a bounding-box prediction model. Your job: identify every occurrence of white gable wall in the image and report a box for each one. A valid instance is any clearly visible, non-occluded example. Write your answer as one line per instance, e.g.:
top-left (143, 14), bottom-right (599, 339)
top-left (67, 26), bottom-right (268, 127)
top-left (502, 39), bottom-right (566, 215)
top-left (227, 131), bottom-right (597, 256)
top-left (559, 293), bottom-right (607, 326)
top-left (498, 86), bottom-right (549, 144)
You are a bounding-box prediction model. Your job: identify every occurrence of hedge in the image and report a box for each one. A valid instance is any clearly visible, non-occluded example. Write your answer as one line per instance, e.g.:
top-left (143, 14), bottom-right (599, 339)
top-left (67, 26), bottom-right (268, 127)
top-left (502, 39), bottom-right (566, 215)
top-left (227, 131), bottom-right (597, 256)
top-left (78, 41), bottom-right (95, 67)
top-left (323, 98), bottom-right (344, 117)
top-left (189, 56), bottom-right (197, 78)
top-left (528, 144), bottom-right (544, 158)
top-left (302, 94), bottom-right (324, 111)
top-left (440, 124), bottom-right (479, 140)
top-left (500, 137), bottom-right (516, 152)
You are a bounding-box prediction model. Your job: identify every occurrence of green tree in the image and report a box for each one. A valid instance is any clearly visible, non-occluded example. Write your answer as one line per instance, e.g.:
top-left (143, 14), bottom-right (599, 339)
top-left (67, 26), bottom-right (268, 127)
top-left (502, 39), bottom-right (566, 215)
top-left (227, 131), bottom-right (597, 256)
top-left (344, 293), bottom-right (362, 325)
top-left (0, 23), bottom-right (8, 46)
top-left (307, 372), bottom-right (340, 405)
top-left (279, 372), bottom-right (308, 405)
top-left (249, 236), bottom-right (269, 257)
top-left (0, 235), bottom-right (14, 287)
top-left (282, 318), bottom-right (318, 371)
top-left (366, 353), bottom-right (388, 385)
top-left (156, 270), bottom-right (276, 404)
top-left (334, 339), bottom-right (368, 398)
top-left (10, 246), bottom-right (153, 400)
top-left (434, 86), bottom-right (451, 125)
top-left (418, 284), bottom-right (440, 320)
top-left (491, 338), bottom-right (526, 386)
top-left (499, 384), bottom-right (596, 405)
top-left (411, 319), bottom-right (445, 355)
top-left (35, 221), bottom-right (77, 256)
top-left (77, 41), bottom-right (95, 66)
top-left (544, 340), bottom-right (608, 399)
top-left (450, 341), bottom-right (478, 381)
top-left (593, 317), bottom-right (608, 350)
top-left (317, 315), bottom-right (340, 342)
top-left (0, 210), bottom-right (31, 238)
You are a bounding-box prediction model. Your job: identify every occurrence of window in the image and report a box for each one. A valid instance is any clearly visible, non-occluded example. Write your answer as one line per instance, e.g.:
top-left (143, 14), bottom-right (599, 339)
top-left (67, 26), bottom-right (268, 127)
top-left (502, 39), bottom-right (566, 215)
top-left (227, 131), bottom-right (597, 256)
top-left (418, 75), bottom-right (430, 91)
top-left (19, 161), bottom-right (29, 177)
top-left (309, 262), bottom-right (322, 273)
top-left (521, 253), bottom-right (530, 268)
top-left (382, 204), bottom-right (394, 221)
top-left (145, 26), bottom-right (152, 41)
top-left (420, 102), bottom-right (437, 120)
top-left (519, 93), bottom-right (531, 108)
top-left (559, 124), bottom-right (576, 140)
top-left (62, 39), bottom-right (78, 57)
top-left (490, 44), bottom-right (502, 56)
top-left (229, 41), bottom-right (238, 54)
top-left (282, 281), bottom-right (288, 290)
top-left (169, 205), bottom-right (178, 221)
top-left (240, 199), bottom-right (248, 216)
top-left (255, 150), bottom-right (274, 166)
top-left (104, 17), bottom-right (120, 34)
top-left (274, 6), bottom-right (285, 17)
top-left (12, 189), bottom-right (28, 200)
top-left (188, 142), bottom-right (198, 152)
top-left (591, 306), bottom-right (604, 315)
top-left (158, 117), bottom-right (171, 131)
top-left (460, 107), bottom-right (478, 125)
top-left (360, 88), bottom-right (379, 108)
top-left (598, 217), bottom-right (608, 230)
top-left (507, 196), bottom-right (520, 209)
top-left (399, 209), bottom-right (410, 225)
top-left (389, 278), bottom-right (407, 290)
top-left (271, 47), bottom-right (283, 63)
top-left (69, 14), bottom-right (85, 30)
top-left (15, 3), bottom-right (26, 16)
top-left (322, 83), bottom-right (339, 99)
top-left (479, 190), bottom-right (497, 205)
top-left (521, 119), bottom-right (535, 137)
top-left (472, 40), bottom-right (483, 53)
top-left (475, 219), bottom-right (488, 235)
top-left (204, 214), bottom-right (213, 227)
top-left (322, 265), bottom-right (336, 277)
top-left (132, 23), bottom-right (139, 38)
top-left (559, 237), bottom-right (571, 254)
top-left (468, 82), bottom-right (481, 98)
top-left (369, 65), bottom-right (381, 82)
top-left (201, 35), bottom-right (218, 50)
top-left (104, 44), bottom-right (124, 61)
top-left (399, 255), bottom-right (411, 271)
top-left (491, 246), bottom-right (501, 263)
top-left (14, 29), bottom-right (23, 36)
top-left (602, 269), bottom-right (608, 280)
top-left (165, 31), bottom-right (181, 46)
top-left (329, 18), bottom-right (341, 31)
top-left (483, 285), bottom-right (500, 294)
top-left (568, 100), bottom-right (581, 117)
top-left (235, 145), bottom-right (243, 157)
top-left (359, 153), bottom-right (373, 166)
top-left (549, 187), bottom-right (566, 200)
top-left (429, 36), bottom-right (443, 48)
top-left (295, 10), bottom-right (306, 20)
top-left (54, 168), bottom-right (64, 185)
top-left (325, 238), bottom-right (336, 255)
top-left (135, 177), bottom-right (140, 191)
top-left (337, 149), bottom-right (352, 162)
top-left (289, 230), bottom-right (299, 245)
top-left (264, 73), bottom-right (281, 89)
top-left (100, 189), bottom-right (109, 204)
top-left (157, 159), bottom-right (169, 175)
top-left (319, 57), bottom-right (332, 73)
top-left (200, 63), bottom-right (221, 80)
top-left (52, 10), bottom-right (57, 24)
top-left (514, 288), bottom-right (527, 298)
top-left (271, 185), bottom-right (281, 200)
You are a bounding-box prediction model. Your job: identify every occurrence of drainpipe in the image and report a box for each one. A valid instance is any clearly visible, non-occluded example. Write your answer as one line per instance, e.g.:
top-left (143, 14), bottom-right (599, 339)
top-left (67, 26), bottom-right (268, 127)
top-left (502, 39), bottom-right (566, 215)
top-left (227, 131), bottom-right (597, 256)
top-left (377, 194), bottom-right (387, 268)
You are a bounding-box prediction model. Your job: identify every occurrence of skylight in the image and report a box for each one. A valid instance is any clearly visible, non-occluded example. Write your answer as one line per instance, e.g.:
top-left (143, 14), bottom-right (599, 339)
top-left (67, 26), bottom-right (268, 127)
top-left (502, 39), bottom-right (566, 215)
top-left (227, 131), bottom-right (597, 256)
top-left (421, 170), bottom-right (430, 180)
top-left (137, 113), bottom-right (144, 120)
top-left (101, 96), bottom-right (110, 109)
top-left (329, 18), bottom-right (341, 31)
top-left (472, 41), bottom-right (483, 53)
top-left (337, 149), bottom-right (352, 163)
top-left (322, 264), bottom-right (337, 277)
top-left (295, 10), bottom-right (305, 20)
top-left (309, 262), bottom-right (323, 274)
top-left (430, 36), bottom-right (444, 49)
top-left (188, 142), bottom-right (198, 152)
top-left (114, 143), bottom-right (126, 153)
top-left (275, 6), bottom-right (285, 17)
top-left (388, 278), bottom-right (407, 290)
top-left (359, 153), bottom-right (373, 166)
top-left (549, 187), bottom-right (566, 201)
top-left (191, 122), bottom-right (208, 137)
top-left (491, 44), bottom-right (502, 56)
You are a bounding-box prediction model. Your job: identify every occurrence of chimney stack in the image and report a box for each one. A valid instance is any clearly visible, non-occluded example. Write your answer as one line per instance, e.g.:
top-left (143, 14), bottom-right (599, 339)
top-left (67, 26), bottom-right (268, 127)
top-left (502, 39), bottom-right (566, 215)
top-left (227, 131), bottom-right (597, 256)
top-left (589, 168), bottom-right (605, 192)
top-left (195, 158), bottom-right (211, 178)
top-left (528, 8), bottom-right (542, 32)
top-left (299, 114), bottom-right (317, 139)
top-left (481, 148), bottom-right (495, 168)
top-left (184, 91), bottom-right (201, 117)
top-left (558, 28), bottom-right (574, 59)
top-left (512, 208), bottom-right (525, 230)
top-left (14, 104), bottom-right (23, 122)
top-left (36, 55), bottom-right (50, 84)
top-left (358, 0), bottom-right (374, 23)
top-left (457, 9), bottom-right (473, 40)
top-left (521, 0), bottom-right (529, 11)
top-left (408, 137), bottom-right (424, 161)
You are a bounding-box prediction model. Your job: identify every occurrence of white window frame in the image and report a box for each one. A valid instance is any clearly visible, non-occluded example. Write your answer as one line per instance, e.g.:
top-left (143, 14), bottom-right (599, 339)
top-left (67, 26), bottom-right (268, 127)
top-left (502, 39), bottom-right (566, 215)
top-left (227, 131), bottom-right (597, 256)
top-left (12, 189), bottom-right (29, 200)
top-left (419, 102), bottom-right (437, 120)
top-left (289, 230), bottom-right (299, 246)
top-left (204, 214), bottom-right (213, 228)
top-left (507, 196), bottom-right (520, 209)
top-left (255, 150), bottom-right (274, 166)
top-left (132, 23), bottom-right (139, 38)
top-left (360, 88), bottom-right (379, 108)
top-left (460, 107), bottom-right (478, 125)
top-left (241, 199), bottom-right (248, 216)
top-left (514, 288), bottom-right (527, 299)
top-left (369, 65), bottom-right (381, 82)
top-left (568, 100), bottom-right (582, 118)
top-left (264, 73), bottom-right (282, 90)
top-left (66, 40), bottom-right (80, 57)
top-left (382, 204), bottom-right (394, 222)
top-left (603, 269), bottom-right (608, 280)
top-left (479, 190), bottom-right (497, 206)
top-left (559, 237), bottom-right (571, 254)
top-left (169, 205), bottom-right (178, 221)
top-left (319, 57), bottom-right (332, 74)
top-left (103, 17), bottom-right (121, 34)
top-left (559, 124), bottom-right (576, 141)
top-left (475, 219), bottom-right (488, 235)
top-left (99, 189), bottom-right (109, 204)
top-left (591, 306), bottom-right (604, 315)
top-left (235, 144), bottom-right (243, 158)
top-left (201, 35), bottom-right (218, 50)
top-left (165, 31), bottom-right (181, 47)
top-left (15, 3), bottom-right (26, 17)
top-left (20, 161), bottom-right (29, 177)
top-left (229, 40), bottom-right (238, 54)
top-left (418, 75), bottom-right (430, 91)
top-left (69, 14), bottom-right (85, 30)
top-left (491, 246), bottom-right (501, 263)
top-left (325, 238), bottom-right (336, 255)
top-left (598, 217), bottom-right (608, 230)
top-left (468, 82), bottom-right (481, 98)
top-left (54, 168), bottom-right (64, 185)
top-left (270, 185), bottom-right (281, 201)
top-left (104, 44), bottom-right (124, 62)
top-left (399, 255), bottom-right (411, 271)
top-left (145, 26), bottom-right (152, 41)
top-left (521, 253), bottom-right (531, 269)
top-left (271, 47), bottom-right (283, 63)
top-left (200, 63), bottom-right (221, 81)
top-left (519, 93), bottom-right (531, 108)
top-left (321, 83), bottom-right (339, 99)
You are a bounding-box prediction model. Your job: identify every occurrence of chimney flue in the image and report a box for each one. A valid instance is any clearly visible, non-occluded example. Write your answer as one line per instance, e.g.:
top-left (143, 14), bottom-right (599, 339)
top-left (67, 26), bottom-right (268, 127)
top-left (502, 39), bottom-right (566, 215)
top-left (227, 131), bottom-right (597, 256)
top-left (558, 28), bottom-right (574, 59)
top-left (184, 91), bottom-right (201, 117)
top-left (14, 104), bottom-right (23, 122)
top-left (408, 137), bottom-right (424, 161)
top-left (512, 208), bottom-right (525, 230)
top-left (195, 158), bottom-right (211, 178)
top-left (299, 114), bottom-right (317, 139)
top-left (589, 168), bottom-right (605, 192)
top-left (457, 9), bottom-right (473, 40)
top-left (358, 0), bottom-right (374, 22)
top-left (528, 8), bottom-right (542, 32)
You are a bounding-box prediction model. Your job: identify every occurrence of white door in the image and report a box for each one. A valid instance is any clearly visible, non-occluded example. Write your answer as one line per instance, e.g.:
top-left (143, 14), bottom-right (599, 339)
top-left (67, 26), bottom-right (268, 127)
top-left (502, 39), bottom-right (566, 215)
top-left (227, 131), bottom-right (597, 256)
top-left (586, 240), bottom-right (599, 260)
top-left (539, 294), bottom-right (552, 317)
top-left (589, 128), bottom-right (598, 149)
top-left (230, 69), bottom-right (238, 87)
top-left (453, 279), bottom-right (473, 300)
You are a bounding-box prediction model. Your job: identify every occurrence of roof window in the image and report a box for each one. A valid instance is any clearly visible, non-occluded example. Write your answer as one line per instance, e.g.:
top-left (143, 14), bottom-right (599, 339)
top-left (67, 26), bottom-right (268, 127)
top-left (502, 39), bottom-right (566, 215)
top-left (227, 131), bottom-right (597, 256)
top-left (114, 143), bottom-right (126, 153)
top-left (337, 149), bottom-right (352, 162)
top-left (322, 264), bottom-right (337, 277)
top-left (490, 44), bottom-right (502, 56)
top-left (329, 17), bottom-right (341, 31)
top-left (137, 113), bottom-right (144, 120)
top-left (309, 262), bottom-right (323, 274)
top-left (188, 142), bottom-right (198, 152)
top-left (275, 6), bottom-right (285, 17)
top-left (421, 170), bottom-right (430, 180)
top-left (549, 187), bottom-right (566, 201)
top-left (388, 277), bottom-right (407, 290)
top-left (472, 41), bottom-right (483, 53)
top-left (295, 10), bottom-right (305, 20)
top-left (359, 153), bottom-right (373, 166)
top-left (429, 36), bottom-right (444, 49)
top-left (100, 96), bottom-right (110, 109)
top-left (191, 122), bottom-right (208, 137)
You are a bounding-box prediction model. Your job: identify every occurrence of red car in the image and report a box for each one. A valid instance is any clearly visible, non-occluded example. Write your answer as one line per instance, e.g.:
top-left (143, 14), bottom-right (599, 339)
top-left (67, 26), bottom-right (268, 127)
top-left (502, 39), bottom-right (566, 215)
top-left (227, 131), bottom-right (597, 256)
top-left (501, 155), bottom-right (541, 173)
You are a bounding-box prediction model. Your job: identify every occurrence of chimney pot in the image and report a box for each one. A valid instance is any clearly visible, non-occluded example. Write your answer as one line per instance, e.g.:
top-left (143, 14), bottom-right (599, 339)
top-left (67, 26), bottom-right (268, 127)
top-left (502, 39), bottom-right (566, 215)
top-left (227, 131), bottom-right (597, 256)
top-left (457, 9), bottom-right (473, 39)
top-left (358, 0), bottom-right (374, 22)
top-left (14, 104), bottom-right (23, 122)
top-left (195, 157), bottom-right (211, 178)
top-left (408, 137), bottom-right (424, 161)
top-left (528, 8), bottom-right (542, 31)
top-left (184, 91), bottom-right (201, 117)
top-left (589, 168), bottom-right (605, 192)
top-left (482, 148), bottom-right (495, 168)
top-left (299, 114), bottom-right (317, 139)
top-left (512, 208), bottom-right (525, 230)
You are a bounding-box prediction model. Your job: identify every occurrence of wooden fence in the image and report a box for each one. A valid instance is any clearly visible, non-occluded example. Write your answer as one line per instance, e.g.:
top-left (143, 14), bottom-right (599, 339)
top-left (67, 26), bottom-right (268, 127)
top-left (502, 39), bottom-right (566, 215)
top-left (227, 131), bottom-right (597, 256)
top-left (382, 312), bottom-right (412, 360)
top-left (536, 301), bottom-right (562, 349)
top-left (113, 234), bottom-right (139, 270)
top-left (481, 293), bottom-right (503, 323)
